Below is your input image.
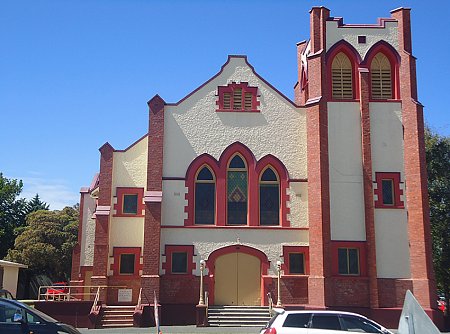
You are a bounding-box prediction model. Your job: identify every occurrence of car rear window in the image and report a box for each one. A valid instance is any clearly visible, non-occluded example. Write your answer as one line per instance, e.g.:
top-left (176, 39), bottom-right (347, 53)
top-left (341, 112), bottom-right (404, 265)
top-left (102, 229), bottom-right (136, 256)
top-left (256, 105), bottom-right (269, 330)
top-left (283, 313), bottom-right (311, 328)
top-left (311, 314), bottom-right (341, 330)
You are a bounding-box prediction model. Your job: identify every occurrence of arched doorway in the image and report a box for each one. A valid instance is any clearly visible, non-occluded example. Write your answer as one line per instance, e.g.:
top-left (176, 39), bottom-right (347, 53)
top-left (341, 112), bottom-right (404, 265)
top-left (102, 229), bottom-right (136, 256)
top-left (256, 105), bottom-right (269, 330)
top-left (207, 245), bottom-right (269, 306)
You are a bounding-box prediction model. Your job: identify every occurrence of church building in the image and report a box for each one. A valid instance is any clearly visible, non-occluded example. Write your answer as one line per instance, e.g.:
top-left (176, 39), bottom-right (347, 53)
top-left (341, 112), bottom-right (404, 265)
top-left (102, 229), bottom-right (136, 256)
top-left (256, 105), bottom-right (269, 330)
top-left (71, 7), bottom-right (439, 327)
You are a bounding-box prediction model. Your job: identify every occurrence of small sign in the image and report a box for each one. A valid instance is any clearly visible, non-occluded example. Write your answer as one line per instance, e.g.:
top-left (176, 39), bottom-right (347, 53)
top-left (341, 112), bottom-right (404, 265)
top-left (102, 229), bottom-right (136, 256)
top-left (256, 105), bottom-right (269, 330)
top-left (117, 289), bottom-right (132, 303)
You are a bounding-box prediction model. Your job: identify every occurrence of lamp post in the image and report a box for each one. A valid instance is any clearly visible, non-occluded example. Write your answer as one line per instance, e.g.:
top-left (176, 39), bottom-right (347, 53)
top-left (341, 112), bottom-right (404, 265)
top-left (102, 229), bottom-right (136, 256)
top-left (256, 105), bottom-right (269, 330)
top-left (199, 259), bottom-right (205, 305)
top-left (276, 260), bottom-right (282, 307)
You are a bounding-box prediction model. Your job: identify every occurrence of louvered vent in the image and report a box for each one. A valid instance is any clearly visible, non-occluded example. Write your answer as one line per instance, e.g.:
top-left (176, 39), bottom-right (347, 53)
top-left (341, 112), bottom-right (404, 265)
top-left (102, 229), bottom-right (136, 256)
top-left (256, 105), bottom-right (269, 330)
top-left (223, 92), bottom-right (231, 109)
top-left (371, 53), bottom-right (392, 99)
top-left (244, 93), bottom-right (253, 110)
top-left (233, 88), bottom-right (242, 110)
top-left (331, 52), bottom-right (353, 99)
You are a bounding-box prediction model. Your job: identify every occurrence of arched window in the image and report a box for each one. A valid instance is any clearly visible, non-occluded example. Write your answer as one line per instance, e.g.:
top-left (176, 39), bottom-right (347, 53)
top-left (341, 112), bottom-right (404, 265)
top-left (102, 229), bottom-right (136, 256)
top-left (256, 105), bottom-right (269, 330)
top-left (331, 52), bottom-right (353, 99)
top-left (259, 167), bottom-right (280, 226)
top-left (227, 155), bottom-right (248, 225)
top-left (370, 53), bottom-right (392, 99)
top-left (195, 166), bottom-right (215, 225)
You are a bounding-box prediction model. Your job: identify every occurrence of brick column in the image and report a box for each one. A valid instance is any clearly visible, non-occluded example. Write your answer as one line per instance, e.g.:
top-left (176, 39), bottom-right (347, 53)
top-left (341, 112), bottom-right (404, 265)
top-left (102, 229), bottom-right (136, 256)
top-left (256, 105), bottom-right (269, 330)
top-left (359, 68), bottom-right (379, 308)
top-left (391, 8), bottom-right (436, 309)
top-left (306, 6), bottom-right (332, 307)
top-left (91, 142), bottom-right (114, 302)
top-left (141, 95), bottom-right (165, 301)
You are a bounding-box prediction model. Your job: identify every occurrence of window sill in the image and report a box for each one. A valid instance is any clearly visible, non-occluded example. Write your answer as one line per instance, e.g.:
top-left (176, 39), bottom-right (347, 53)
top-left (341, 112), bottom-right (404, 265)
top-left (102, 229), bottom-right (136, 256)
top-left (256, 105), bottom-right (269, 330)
top-left (216, 109), bottom-right (260, 113)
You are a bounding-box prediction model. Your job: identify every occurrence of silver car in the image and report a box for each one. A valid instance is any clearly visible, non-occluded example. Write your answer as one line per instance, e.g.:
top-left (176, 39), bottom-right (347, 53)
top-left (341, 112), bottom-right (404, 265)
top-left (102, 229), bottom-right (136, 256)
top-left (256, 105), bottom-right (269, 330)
top-left (260, 309), bottom-right (393, 334)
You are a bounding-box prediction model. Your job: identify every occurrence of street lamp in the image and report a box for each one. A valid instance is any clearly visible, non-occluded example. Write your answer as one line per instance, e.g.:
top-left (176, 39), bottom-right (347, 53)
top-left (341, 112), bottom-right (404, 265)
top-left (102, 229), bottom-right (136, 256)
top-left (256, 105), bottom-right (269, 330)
top-left (276, 260), bottom-right (282, 307)
top-left (199, 259), bottom-right (206, 305)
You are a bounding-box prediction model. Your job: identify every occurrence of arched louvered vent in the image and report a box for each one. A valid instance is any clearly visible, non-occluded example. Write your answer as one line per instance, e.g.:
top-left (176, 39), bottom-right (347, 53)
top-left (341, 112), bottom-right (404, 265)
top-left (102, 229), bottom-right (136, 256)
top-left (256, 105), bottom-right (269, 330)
top-left (331, 52), bottom-right (353, 99)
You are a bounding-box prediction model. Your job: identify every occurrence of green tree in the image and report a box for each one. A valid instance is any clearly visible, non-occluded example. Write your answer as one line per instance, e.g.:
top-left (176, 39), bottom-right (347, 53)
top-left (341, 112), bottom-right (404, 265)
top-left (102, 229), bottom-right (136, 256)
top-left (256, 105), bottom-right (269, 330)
top-left (0, 173), bottom-right (26, 259)
top-left (25, 194), bottom-right (49, 214)
top-left (425, 127), bottom-right (450, 313)
top-left (6, 205), bottom-right (79, 281)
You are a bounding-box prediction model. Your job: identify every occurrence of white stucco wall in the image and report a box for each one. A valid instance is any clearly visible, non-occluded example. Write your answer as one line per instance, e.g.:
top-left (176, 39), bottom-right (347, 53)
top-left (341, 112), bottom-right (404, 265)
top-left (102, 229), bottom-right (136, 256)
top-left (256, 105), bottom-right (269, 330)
top-left (375, 210), bottom-right (410, 278)
top-left (326, 20), bottom-right (398, 59)
top-left (80, 193), bottom-right (96, 267)
top-left (370, 102), bottom-right (409, 277)
top-left (109, 136), bottom-right (148, 255)
top-left (161, 228), bottom-right (308, 276)
top-left (2, 266), bottom-right (20, 298)
top-left (328, 102), bottom-right (366, 241)
top-left (162, 57), bottom-right (307, 228)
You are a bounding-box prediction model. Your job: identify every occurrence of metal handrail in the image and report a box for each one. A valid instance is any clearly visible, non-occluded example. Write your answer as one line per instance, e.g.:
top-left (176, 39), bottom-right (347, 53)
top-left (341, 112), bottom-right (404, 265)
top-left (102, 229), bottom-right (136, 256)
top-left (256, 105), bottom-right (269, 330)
top-left (267, 292), bottom-right (273, 316)
top-left (205, 291), bottom-right (209, 319)
top-left (37, 285), bottom-right (126, 301)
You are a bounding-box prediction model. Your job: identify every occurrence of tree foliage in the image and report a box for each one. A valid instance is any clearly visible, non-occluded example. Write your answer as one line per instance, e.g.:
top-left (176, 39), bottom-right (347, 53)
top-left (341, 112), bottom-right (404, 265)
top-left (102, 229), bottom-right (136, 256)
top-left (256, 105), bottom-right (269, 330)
top-left (0, 173), bottom-right (26, 259)
top-left (6, 206), bottom-right (79, 281)
top-left (25, 194), bottom-right (49, 214)
top-left (425, 127), bottom-right (450, 311)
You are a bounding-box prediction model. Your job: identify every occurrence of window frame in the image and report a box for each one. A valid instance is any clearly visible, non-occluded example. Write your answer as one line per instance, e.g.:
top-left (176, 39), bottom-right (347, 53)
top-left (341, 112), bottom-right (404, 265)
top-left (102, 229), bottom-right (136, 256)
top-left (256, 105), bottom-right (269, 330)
top-left (111, 247), bottom-right (142, 278)
top-left (226, 154), bottom-right (249, 226)
top-left (216, 82), bottom-right (260, 112)
top-left (331, 241), bottom-right (367, 277)
top-left (194, 165), bottom-right (216, 225)
top-left (282, 246), bottom-right (309, 275)
top-left (374, 172), bottom-right (404, 209)
top-left (114, 187), bottom-right (144, 217)
top-left (337, 247), bottom-right (360, 276)
top-left (259, 166), bottom-right (280, 226)
top-left (162, 245), bottom-right (196, 276)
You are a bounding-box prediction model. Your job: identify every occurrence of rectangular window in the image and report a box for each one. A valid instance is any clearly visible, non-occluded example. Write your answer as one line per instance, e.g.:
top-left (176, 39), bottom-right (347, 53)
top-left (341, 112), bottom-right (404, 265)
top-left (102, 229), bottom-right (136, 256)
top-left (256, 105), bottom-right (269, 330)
top-left (171, 252), bottom-right (188, 274)
top-left (119, 253), bottom-right (135, 275)
top-left (374, 172), bottom-right (404, 209)
top-left (289, 253), bottom-right (305, 274)
top-left (338, 248), bottom-right (360, 275)
top-left (216, 83), bottom-right (259, 112)
top-left (123, 194), bottom-right (138, 214)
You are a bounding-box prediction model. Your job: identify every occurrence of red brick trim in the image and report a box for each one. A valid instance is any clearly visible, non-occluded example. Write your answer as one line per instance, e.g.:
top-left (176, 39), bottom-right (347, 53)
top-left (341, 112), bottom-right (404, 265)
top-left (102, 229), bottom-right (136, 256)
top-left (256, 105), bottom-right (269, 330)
top-left (326, 40), bottom-right (361, 101)
top-left (110, 247), bottom-right (142, 279)
top-left (282, 246), bottom-right (310, 275)
top-left (162, 245), bottom-right (196, 276)
top-left (205, 244), bottom-right (270, 305)
top-left (374, 172), bottom-right (404, 209)
top-left (113, 187), bottom-right (145, 217)
top-left (330, 241), bottom-right (367, 277)
top-left (216, 82), bottom-right (260, 112)
top-left (184, 143), bottom-right (290, 227)
top-left (363, 41), bottom-right (401, 101)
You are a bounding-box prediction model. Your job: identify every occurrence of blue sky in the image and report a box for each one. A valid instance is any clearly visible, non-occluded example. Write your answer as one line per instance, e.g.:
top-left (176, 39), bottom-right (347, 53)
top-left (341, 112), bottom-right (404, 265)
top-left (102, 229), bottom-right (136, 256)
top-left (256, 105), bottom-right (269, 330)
top-left (1, 0), bottom-right (449, 209)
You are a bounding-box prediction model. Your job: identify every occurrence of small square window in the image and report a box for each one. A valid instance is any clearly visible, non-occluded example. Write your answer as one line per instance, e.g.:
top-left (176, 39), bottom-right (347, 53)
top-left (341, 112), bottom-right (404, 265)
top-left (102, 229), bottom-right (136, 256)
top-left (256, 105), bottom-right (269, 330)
top-left (338, 248), bottom-right (360, 275)
top-left (358, 36), bottom-right (366, 44)
top-left (123, 194), bottom-right (138, 214)
top-left (374, 172), bottom-right (404, 209)
top-left (171, 252), bottom-right (188, 274)
top-left (289, 253), bottom-right (305, 274)
top-left (120, 254), bottom-right (135, 275)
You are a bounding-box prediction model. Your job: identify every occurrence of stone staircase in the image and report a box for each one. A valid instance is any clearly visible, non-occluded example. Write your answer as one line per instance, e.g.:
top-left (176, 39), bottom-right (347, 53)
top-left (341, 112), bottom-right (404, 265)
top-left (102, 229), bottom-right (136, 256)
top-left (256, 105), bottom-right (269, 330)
top-left (208, 305), bottom-right (271, 327)
top-left (100, 305), bottom-right (135, 328)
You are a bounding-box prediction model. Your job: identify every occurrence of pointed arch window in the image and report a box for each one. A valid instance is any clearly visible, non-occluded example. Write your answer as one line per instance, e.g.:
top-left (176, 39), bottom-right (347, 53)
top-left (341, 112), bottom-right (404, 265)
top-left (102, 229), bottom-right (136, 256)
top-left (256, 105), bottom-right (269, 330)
top-left (331, 52), bottom-right (353, 99)
top-left (195, 166), bottom-right (216, 225)
top-left (227, 155), bottom-right (248, 225)
top-left (259, 167), bottom-right (280, 226)
top-left (370, 53), bottom-right (392, 100)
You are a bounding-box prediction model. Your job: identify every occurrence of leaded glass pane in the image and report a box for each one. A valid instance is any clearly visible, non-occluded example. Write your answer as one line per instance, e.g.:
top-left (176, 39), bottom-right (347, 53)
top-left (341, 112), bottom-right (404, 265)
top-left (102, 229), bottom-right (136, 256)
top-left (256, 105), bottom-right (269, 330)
top-left (338, 248), bottom-right (348, 274)
top-left (227, 170), bottom-right (247, 225)
top-left (195, 183), bottom-right (215, 225)
top-left (172, 252), bottom-right (188, 273)
top-left (229, 155), bottom-right (245, 168)
top-left (261, 168), bottom-right (277, 181)
top-left (120, 254), bottom-right (135, 274)
top-left (382, 179), bottom-right (394, 205)
top-left (123, 194), bottom-right (138, 214)
top-left (260, 184), bottom-right (279, 225)
top-left (348, 248), bottom-right (359, 274)
top-left (289, 253), bottom-right (304, 274)
top-left (197, 167), bottom-right (214, 180)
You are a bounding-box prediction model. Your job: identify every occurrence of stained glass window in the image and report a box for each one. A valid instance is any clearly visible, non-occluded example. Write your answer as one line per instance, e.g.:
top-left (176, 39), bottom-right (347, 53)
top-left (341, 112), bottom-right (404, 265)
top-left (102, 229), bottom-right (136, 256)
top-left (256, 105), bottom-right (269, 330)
top-left (227, 155), bottom-right (247, 225)
top-left (260, 167), bottom-right (280, 225)
top-left (195, 166), bottom-right (215, 225)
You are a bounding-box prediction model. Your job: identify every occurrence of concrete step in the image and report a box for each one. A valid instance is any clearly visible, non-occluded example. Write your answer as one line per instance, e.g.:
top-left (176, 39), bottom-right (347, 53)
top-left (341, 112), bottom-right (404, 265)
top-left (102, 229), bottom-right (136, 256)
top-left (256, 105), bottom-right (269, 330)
top-left (208, 305), bottom-right (270, 327)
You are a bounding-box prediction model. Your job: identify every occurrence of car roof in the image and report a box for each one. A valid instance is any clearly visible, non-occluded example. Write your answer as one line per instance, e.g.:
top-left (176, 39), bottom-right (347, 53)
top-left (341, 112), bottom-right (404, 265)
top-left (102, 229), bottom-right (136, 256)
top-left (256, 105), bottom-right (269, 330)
top-left (278, 309), bottom-right (370, 318)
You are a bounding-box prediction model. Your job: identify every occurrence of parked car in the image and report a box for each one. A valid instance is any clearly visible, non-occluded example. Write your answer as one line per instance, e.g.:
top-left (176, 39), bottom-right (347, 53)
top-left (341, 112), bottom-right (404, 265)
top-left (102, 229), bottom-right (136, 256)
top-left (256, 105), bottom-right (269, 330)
top-left (260, 309), bottom-right (393, 334)
top-left (0, 297), bottom-right (81, 334)
top-left (0, 289), bottom-right (14, 299)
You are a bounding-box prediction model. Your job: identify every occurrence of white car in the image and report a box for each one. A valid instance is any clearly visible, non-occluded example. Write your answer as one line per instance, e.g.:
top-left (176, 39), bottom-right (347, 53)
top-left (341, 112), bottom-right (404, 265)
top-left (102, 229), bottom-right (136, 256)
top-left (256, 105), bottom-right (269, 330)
top-left (260, 309), bottom-right (393, 334)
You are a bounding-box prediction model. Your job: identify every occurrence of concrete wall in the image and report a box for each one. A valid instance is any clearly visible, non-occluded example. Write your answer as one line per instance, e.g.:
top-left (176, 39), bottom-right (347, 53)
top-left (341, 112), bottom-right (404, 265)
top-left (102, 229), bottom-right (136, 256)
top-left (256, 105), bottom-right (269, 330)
top-left (328, 102), bottom-right (366, 241)
top-left (2, 266), bottom-right (20, 297)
